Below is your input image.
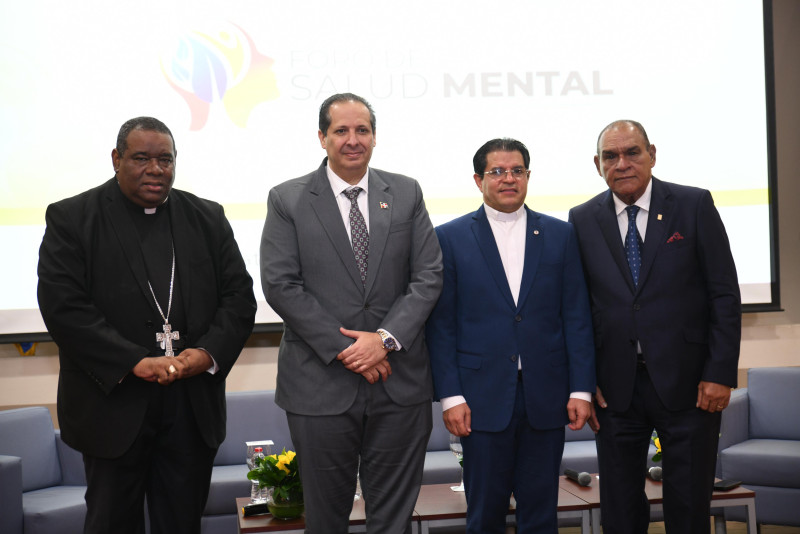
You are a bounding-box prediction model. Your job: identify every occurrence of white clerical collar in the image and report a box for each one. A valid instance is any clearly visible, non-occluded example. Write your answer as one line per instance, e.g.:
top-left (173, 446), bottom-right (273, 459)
top-left (144, 197), bottom-right (169, 215)
top-left (484, 203), bottom-right (525, 223)
top-left (326, 165), bottom-right (369, 198)
top-left (613, 179), bottom-right (653, 217)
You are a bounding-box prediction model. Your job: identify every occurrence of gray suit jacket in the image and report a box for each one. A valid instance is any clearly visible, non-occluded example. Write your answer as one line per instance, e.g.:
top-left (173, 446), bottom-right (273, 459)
top-left (260, 159), bottom-right (443, 415)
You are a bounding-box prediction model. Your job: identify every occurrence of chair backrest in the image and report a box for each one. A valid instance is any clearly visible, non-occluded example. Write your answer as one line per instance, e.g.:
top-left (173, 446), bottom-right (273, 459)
top-left (0, 407), bottom-right (62, 491)
top-left (215, 390), bottom-right (294, 466)
top-left (747, 366), bottom-right (800, 440)
top-left (564, 422), bottom-right (596, 442)
top-left (427, 402), bottom-right (450, 452)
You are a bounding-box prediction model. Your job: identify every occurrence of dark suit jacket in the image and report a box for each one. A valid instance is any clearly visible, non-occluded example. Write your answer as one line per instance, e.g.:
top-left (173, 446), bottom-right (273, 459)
top-left (38, 178), bottom-right (256, 458)
top-left (426, 205), bottom-right (596, 431)
top-left (260, 159), bottom-right (443, 416)
top-left (568, 178), bottom-right (741, 412)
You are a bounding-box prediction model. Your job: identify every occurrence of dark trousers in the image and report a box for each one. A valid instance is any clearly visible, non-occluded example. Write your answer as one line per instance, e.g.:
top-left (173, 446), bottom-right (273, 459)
top-left (286, 380), bottom-right (431, 534)
top-left (596, 363), bottom-right (721, 534)
top-left (82, 382), bottom-right (217, 534)
top-left (462, 378), bottom-right (565, 534)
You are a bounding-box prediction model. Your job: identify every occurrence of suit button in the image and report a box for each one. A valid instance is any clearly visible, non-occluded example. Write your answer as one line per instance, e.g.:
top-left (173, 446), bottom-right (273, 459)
top-left (633, 304), bottom-right (641, 311)
top-left (514, 315), bottom-right (522, 322)
top-left (145, 320), bottom-right (154, 327)
top-left (510, 355), bottom-right (518, 362)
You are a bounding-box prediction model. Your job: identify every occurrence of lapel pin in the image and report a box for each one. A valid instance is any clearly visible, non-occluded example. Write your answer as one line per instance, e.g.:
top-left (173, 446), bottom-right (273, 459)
top-left (379, 202), bottom-right (388, 209)
top-left (533, 230), bottom-right (539, 235)
top-left (657, 214), bottom-right (663, 220)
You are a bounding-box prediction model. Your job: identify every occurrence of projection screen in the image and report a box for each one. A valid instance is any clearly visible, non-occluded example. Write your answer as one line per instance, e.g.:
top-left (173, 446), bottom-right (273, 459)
top-left (0, 0), bottom-right (777, 338)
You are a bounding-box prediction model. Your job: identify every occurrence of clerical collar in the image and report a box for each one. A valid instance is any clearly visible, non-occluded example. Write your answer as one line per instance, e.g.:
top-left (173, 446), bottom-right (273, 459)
top-left (485, 203), bottom-right (525, 223)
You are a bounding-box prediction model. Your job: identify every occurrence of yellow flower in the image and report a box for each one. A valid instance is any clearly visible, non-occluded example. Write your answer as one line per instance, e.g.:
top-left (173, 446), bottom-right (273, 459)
top-left (654, 438), bottom-right (662, 453)
top-left (268, 454), bottom-right (278, 460)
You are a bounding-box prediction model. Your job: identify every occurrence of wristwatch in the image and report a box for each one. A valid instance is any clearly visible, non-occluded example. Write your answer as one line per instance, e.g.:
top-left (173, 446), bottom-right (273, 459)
top-left (377, 329), bottom-right (398, 351)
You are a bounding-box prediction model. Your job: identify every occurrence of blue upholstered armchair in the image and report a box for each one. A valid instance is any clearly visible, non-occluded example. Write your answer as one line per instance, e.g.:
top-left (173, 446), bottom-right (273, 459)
top-left (717, 366), bottom-right (800, 527)
top-left (0, 406), bottom-right (86, 534)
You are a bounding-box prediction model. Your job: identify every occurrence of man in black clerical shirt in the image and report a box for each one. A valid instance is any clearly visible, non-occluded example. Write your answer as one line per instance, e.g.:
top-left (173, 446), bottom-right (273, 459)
top-left (37, 117), bottom-right (256, 534)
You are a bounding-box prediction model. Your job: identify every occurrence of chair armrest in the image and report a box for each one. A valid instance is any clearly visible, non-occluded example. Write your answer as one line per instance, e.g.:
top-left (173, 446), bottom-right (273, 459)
top-left (55, 430), bottom-right (87, 486)
top-left (0, 455), bottom-right (23, 534)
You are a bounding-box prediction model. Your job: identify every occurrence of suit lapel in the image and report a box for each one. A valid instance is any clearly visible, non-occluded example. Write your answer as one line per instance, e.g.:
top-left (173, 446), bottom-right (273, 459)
top-left (471, 206), bottom-right (516, 310)
top-left (307, 163), bottom-right (365, 292)
top-left (168, 193), bottom-right (195, 328)
top-left (515, 207), bottom-right (543, 311)
top-left (639, 178), bottom-right (671, 289)
top-left (594, 190), bottom-right (637, 293)
top-left (103, 180), bottom-right (158, 313)
top-left (365, 170), bottom-right (391, 297)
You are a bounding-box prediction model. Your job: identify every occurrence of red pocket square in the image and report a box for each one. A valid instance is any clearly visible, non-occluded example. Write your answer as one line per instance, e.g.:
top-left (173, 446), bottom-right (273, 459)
top-left (666, 232), bottom-right (684, 243)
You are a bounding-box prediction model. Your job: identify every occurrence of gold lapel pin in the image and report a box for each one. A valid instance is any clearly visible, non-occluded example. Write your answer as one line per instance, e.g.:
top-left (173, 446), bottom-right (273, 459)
top-left (533, 230), bottom-right (539, 235)
top-left (657, 214), bottom-right (663, 220)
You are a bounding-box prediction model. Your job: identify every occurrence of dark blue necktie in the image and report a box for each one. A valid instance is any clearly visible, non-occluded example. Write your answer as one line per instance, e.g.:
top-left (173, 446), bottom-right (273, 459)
top-left (625, 205), bottom-right (642, 286)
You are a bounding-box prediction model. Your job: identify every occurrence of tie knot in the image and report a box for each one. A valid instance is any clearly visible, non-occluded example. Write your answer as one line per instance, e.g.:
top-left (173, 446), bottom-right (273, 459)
top-left (626, 205), bottom-right (640, 219)
top-left (344, 187), bottom-right (363, 203)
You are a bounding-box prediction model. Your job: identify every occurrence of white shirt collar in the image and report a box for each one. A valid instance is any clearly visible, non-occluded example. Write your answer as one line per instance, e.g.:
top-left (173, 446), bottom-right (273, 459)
top-left (484, 203), bottom-right (526, 223)
top-left (326, 164), bottom-right (369, 197)
top-left (613, 178), bottom-right (653, 217)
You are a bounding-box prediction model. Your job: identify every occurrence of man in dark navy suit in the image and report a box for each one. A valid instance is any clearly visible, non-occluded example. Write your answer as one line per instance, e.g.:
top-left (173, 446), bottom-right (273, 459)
top-left (569, 120), bottom-right (741, 533)
top-left (427, 138), bottom-right (596, 533)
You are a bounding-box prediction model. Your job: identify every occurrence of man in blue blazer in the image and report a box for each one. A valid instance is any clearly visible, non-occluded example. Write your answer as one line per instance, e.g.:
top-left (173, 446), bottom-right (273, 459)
top-left (568, 120), bottom-right (741, 533)
top-left (426, 138), bottom-right (596, 533)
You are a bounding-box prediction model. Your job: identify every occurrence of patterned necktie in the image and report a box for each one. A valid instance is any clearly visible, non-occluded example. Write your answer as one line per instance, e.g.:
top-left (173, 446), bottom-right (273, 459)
top-left (344, 187), bottom-right (369, 286)
top-left (625, 205), bottom-right (642, 287)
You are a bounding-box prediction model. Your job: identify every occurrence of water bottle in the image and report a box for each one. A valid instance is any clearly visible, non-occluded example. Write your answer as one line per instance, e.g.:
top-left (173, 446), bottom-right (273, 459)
top-left (250, 447), bottom-right (266, 503)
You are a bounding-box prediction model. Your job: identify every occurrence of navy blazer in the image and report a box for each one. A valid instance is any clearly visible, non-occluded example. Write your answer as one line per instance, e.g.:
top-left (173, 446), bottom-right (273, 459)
top-left (568, 178), bottom-right (741, 412)
top-left (426, 205), bottom-right (595, 432)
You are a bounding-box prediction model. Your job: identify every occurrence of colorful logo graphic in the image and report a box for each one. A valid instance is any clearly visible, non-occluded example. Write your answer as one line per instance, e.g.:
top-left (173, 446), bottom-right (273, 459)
top-left (161, 24), bottom-right (278, 130)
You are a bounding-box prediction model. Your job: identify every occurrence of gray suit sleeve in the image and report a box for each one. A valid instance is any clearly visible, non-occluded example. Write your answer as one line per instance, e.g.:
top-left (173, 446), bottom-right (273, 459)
top-left (378, 181), bottom-right (443, 348)
top-left (260, 187), bottom-right (352, 364)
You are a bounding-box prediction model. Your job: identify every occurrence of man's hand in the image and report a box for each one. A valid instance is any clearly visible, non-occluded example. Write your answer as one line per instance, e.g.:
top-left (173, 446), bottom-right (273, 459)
top-left (443, 403), bottom-right (471, 437)
top-left (697, 381), bottom-right (732, 413)
top-left (567, 398), bottom-right (592, 431)
top-left (360, 359), bottom-right (393, 384)
top-left (174, 349), bottom-right (214, 379)
top-left (337, 327), bottom-right (389, 374)
top-left (587, 386), bottom-right (607, 433)
top-left (132, 356), bottom-right (186, 385)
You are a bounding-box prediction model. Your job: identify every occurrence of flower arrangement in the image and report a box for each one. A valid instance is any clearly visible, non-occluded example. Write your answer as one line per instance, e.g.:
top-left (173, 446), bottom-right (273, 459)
top-left (651, 431), bottom-right (662, 462)
top-left (247, 448), bottom-right (303, 503)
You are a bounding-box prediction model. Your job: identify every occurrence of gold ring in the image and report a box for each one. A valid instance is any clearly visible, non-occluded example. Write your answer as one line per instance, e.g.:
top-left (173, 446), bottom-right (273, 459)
top-left (168, 365), bottom-right (176, 374)
top-left (716, 404), bottom-right (724, 409)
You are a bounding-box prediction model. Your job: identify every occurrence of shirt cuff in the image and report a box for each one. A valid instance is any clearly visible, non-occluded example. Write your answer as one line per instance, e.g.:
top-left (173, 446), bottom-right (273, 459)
top-left (570, 391), bottom-right (592, 403)
top-left (197, 348), bottom-right (219, 375)
top-left (441, 395), bottom-right (467, 412)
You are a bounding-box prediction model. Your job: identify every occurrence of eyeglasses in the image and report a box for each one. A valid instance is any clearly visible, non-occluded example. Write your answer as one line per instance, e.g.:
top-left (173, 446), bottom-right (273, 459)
top-left (130, 155), bottom-right (175, 169)
top-left (483, 167), bottom-right (530, 180)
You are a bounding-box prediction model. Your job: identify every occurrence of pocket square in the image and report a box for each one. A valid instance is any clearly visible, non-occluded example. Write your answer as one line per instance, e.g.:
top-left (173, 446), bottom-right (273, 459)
top-left (666, 232), bottom-right (684, 243)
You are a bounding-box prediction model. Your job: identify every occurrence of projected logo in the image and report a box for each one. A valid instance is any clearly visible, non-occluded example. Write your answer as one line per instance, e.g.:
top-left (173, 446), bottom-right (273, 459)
top-left (161, 24), bottom-right (279, 130)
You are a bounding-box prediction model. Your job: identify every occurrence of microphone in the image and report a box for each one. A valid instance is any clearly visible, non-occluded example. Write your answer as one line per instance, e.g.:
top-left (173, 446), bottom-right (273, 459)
top-left (564, 468), bottom-right (592, 487)
top-left (647, 466), bottom-right (663, 481)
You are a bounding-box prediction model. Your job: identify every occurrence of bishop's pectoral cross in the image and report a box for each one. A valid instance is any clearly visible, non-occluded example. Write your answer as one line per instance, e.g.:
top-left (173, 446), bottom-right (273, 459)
top-left (156, 323), bottom-right (180, 357)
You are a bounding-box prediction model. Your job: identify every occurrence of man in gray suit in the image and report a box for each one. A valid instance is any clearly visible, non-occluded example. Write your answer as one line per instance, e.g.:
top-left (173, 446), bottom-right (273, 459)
top-left (260, 93), bottom-right (443, 533)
